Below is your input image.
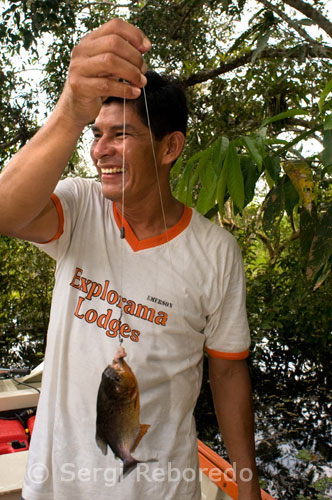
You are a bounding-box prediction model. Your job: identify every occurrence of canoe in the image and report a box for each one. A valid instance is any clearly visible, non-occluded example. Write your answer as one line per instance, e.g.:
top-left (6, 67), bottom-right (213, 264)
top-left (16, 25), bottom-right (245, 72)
top-left (0, 364), bottom-right (275, 500)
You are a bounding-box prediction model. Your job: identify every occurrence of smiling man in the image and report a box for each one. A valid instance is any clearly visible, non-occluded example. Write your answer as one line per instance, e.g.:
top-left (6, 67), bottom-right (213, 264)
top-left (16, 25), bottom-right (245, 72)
top-left (90, 96), bottom-right (185, 238)
top-left (0, 18), bottom-right (261, 500)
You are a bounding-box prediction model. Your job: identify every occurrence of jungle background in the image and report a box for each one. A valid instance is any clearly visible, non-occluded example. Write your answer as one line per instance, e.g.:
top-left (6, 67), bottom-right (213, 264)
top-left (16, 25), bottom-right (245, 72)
top-left (0, 0), bottom-right (331, 498)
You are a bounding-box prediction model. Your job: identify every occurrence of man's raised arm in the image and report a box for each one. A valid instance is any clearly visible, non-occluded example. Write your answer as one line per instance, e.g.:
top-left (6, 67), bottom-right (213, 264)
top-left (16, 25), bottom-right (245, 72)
top-left (0, 19), bottom-right (150, 243)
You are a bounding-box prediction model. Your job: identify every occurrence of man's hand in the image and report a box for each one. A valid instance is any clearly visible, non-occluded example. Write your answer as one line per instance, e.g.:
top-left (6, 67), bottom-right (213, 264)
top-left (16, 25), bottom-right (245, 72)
top-left (59, 18), bottom-right (151, 126)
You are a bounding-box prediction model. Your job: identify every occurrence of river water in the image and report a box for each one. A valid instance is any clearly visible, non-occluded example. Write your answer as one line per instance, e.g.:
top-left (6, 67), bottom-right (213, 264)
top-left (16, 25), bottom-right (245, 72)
top-left (195, 346), bottom-right (332, 500)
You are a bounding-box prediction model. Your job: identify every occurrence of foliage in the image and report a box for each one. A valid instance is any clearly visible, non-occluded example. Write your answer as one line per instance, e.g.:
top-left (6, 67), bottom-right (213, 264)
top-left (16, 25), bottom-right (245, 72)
top-left (196, 229), bottom-right (332, 499)
top-left (173, 77), bottom-right (332, 287)
top-left (0, 236), bottom-right (55, 368)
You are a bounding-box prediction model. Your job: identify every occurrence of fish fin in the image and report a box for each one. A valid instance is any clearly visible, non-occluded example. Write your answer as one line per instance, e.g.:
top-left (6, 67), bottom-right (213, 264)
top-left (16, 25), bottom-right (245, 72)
top-left (131, 423), bottom-right (150, 453)
top-left (95, 433), bottom-right (108, 455)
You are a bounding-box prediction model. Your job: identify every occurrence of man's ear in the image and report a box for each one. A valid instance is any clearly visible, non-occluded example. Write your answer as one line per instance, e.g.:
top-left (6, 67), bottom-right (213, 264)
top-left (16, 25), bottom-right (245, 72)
top-left (161, 131), bottom-right (185, 166)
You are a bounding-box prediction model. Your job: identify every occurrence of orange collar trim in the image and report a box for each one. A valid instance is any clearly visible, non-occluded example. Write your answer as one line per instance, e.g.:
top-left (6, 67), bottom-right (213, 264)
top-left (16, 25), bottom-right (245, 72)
top-left (113, 202), bottom-right (192, 252)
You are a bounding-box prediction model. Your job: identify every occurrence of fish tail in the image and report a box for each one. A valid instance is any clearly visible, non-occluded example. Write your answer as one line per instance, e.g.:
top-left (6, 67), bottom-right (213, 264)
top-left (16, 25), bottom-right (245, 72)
top-left (122, 456), bottom-right (139, 477)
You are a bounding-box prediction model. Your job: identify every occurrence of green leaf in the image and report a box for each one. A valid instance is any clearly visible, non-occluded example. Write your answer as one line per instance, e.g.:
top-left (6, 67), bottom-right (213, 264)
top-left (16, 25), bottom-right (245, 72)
top-left (312, 258), bottom-right (331, 291)
top-left (195, 148), bottom-right (218, 214)
top-left (241, 156), bottom-right (260, 207)
top-left (216, 160), bottom-right (229, 215)
top-left (318, 78), bottom-right (332, 113)
top-left (242, 136), bottom-right (263, 171)
top-left (210, 136), bottom-right (229, 176)
top-left (174, 150), bottom-right (203, 205)
top-left (283, 176), bottom-right (299, 216)
top-left (283, 160), bottom-right (314, 212)
top-left (261, 109), bottom-right (309, 127)
top-left (263, 183), bottom-right (284, 234)
top-left (171, 155), bottom-right (183, 178)
top-left (300, 208), bottom-right (316, 266)
top-left (324, 114), bottom-right (332, 130)
top-left (307, 203), bottom-right (332, 279)
top-left (199, 148), bottom-right (214, 190)
top-left (225, 142), bottom-right (244, 210)
top-left (297, 449), bottom-right (312, 462)
top-left (196, 186), bottom-right (216, 215)
top-left (297, 18), bottom-right (314, 26)
top-left (322, 130), bottom-right (332, 168)
top-left (264, 156), bottom-right (281, 183)
top-left (251, 30), bottom-right (271, 62)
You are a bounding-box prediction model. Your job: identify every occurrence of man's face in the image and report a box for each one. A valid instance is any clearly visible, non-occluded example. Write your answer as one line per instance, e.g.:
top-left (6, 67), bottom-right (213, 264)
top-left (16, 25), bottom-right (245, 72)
top-left (90, 102), bottom-right (163, 205)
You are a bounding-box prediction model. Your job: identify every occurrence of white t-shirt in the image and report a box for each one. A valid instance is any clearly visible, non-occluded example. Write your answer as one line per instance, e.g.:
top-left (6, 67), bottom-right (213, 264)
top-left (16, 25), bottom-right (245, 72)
top-left (22, 177), bottom-right (250, 500)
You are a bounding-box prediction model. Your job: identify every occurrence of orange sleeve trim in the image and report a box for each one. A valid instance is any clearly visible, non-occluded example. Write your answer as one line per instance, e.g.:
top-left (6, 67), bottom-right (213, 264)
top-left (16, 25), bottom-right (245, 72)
top-left (205, 347), bottom-right (249, 360)
top-left (39, 193), bottom-right (64, 244)
top-left (113, 202), bottom-right (192, 252)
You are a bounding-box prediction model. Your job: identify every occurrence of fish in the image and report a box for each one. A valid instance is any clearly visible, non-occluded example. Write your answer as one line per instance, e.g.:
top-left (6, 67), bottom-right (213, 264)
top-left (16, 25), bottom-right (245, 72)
top-left (95, 345), bottom-right (150, 475)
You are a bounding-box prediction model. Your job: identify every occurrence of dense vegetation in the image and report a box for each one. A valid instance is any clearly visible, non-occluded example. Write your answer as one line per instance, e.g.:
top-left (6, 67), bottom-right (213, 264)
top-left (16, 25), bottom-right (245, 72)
top-left (0, 1), bottom-right (331, 498)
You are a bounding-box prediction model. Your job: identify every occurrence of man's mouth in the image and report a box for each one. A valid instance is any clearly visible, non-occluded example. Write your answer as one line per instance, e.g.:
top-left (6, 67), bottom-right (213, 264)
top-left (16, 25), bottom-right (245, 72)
top-left (100, 167), bottom-right (124, 174)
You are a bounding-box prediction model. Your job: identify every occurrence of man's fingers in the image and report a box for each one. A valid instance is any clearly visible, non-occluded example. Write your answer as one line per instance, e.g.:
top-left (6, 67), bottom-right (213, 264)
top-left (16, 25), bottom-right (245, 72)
top-left (78, 33), bottom-right (145, 64)
top-left (88, 18), bottom-right (151, 53)
top-left (70, 52), bottom-right (147, 90)
top-left (75, 33), bottom-right (146, 76)
top-left (69, 75), bottom-right (142, 100)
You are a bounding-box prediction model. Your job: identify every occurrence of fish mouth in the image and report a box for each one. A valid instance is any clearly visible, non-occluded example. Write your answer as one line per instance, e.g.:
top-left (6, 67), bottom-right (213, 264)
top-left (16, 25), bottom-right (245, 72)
top-left (112, 358), bottom-right (124, 372)
top-left (113, 346), bottom-right (127, 365)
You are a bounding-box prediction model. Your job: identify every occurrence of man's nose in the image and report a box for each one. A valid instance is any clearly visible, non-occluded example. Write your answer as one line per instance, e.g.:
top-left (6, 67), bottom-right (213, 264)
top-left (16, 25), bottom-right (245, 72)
top-left (92, 136), bottom-right (117, 159)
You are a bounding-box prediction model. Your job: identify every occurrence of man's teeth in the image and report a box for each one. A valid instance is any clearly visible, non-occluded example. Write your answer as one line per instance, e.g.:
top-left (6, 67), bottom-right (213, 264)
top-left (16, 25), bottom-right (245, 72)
top-left (101, 167), bottom-right (123, 174)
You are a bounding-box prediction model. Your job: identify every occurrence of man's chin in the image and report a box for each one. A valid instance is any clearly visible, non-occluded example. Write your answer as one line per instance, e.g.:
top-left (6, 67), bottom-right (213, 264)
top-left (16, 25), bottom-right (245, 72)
top-left (100, 185), bottom-right (121, 202)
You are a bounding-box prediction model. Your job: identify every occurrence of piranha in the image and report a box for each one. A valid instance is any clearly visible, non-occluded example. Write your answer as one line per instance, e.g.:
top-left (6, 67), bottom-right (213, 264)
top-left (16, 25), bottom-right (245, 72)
top-left (95, 345), bottom-right (150, 475)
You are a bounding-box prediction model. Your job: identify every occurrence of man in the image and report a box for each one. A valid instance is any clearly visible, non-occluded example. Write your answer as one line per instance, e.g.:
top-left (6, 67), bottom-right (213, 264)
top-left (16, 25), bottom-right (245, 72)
top-left (0, 19), bottom-right (262, 500)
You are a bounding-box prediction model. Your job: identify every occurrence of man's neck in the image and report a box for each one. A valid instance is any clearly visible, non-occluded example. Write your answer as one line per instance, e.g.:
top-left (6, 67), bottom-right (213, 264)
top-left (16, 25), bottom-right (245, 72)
top-left (115, 190), bottom-right (184, 241)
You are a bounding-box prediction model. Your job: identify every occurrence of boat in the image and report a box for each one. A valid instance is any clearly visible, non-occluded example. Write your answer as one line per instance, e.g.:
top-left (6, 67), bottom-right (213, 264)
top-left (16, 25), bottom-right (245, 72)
top-left (0, 364), bottom-right (275, 500)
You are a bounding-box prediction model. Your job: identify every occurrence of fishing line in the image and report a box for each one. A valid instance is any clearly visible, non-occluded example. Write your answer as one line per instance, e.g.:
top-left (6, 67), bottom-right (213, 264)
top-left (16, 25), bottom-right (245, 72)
top-left (142, 86), bottom-right (176, 284)
top-left (118, 83), bottom-right (178, 346)
top-left (142, 87), bottom-right (169, 245)
top-left (118, 93), bottom-right (126, 346)
top-left (141, 86), bottom-right (181, 337)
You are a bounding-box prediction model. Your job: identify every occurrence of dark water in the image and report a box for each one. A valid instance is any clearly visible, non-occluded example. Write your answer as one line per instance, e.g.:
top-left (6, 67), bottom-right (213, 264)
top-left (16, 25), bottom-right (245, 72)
top-left (195, 348), bottom-right (332, 500)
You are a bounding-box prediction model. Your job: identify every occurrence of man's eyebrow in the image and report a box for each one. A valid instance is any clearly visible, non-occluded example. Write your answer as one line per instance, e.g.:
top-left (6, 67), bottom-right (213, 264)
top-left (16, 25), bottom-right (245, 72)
top-left (91, 124), bottom-right (137, 132)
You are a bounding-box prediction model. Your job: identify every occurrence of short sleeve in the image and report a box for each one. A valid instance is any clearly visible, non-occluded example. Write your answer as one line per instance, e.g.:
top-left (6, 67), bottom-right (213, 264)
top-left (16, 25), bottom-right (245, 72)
top-left (33, 177), bottom-right (90, 260)
top-left (204, 235), bottom-right (250, 360)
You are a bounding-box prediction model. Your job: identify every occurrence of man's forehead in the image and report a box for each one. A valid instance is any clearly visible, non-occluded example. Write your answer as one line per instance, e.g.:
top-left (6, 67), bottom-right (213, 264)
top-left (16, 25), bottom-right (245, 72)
top-left (93, 101), bottom-right (145, 130)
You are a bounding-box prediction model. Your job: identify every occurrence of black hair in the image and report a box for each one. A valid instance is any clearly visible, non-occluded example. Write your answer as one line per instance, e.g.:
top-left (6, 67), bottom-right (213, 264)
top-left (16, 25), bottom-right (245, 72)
top-left (103, 70), bottom-right (188, 141)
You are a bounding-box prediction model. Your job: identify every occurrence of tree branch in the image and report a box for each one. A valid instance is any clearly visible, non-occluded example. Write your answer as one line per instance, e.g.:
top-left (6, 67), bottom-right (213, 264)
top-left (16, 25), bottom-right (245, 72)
top-left (257, 0), bottom-right (318, 45)
top-left (182, 44), bottom-right (332, 87)
top-left (0, 133), bottom-right (23, 150)
top-left (0, 128), bottom-right (38, 150)
top-left (274, 230), bottom-right (300, 261)
top-left (282, 0), bottom-right (332, 39)
top-left (256, 231), bottom-right (276, 261)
